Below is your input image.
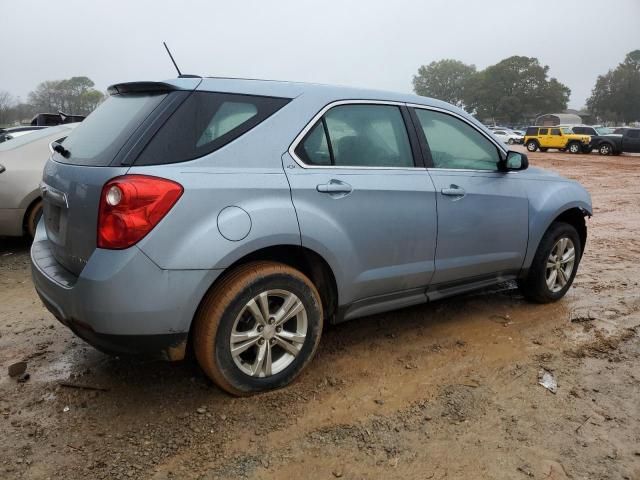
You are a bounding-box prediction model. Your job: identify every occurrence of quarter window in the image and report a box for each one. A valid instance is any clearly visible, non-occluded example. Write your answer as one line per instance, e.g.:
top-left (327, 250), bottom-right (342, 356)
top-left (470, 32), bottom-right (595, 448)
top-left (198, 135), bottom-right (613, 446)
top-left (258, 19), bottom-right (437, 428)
top-left (414, 109), bottom-right (500, 170)
top-left (295, 104), bottom-right (414, 168)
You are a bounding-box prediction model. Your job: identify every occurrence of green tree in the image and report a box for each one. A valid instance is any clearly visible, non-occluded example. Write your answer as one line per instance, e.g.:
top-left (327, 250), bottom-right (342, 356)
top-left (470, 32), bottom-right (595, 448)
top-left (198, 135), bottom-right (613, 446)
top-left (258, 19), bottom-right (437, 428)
top-left (463, 56), bottom-right (570, 123)
top-left (27, 76), bottom-right (104, 115)
top-left (587, 50), bottom-right (640, 123)
top-left (412, 59), bottom-right (476, 108)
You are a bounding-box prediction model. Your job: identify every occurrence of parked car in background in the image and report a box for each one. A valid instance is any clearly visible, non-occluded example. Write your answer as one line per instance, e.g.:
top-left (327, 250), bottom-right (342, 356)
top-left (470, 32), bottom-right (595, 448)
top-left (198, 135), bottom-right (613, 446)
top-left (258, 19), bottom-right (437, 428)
top-left (590, 128), bottom-right (640, 155)
top-left (31, 77), bottom-right (591, 395)
top-left (30, 112), bottom-right (85, 126)
top-left (0, 124), bottom-right (78, 238)
top-left (524, 126), bottom-right (590, 154)
top-left (0, 126), bottom-right (48, 143)
top-left (492, 129), bottom-right (523, 145)
top-left (569, 125), bottom-right (606, 136)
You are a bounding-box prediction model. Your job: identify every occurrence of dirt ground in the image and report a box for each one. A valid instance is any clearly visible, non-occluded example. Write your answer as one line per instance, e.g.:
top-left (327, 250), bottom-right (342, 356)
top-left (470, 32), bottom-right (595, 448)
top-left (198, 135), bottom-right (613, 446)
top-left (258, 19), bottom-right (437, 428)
top-left (1, 149), bottom-right (639, 480)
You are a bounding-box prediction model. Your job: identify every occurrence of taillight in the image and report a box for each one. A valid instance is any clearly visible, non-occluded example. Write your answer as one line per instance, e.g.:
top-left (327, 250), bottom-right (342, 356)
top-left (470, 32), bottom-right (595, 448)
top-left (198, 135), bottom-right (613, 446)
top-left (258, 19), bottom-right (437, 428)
top-left (97, 175), bottom-right (183, 249)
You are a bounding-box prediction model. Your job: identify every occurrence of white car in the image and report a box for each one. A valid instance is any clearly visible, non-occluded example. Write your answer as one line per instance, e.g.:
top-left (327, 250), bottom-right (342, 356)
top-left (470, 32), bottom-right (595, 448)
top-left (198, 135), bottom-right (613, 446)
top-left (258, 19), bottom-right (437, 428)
top-left (493, 129), bottom-right (523, 145)
top-left (0, 124), bottom-right (79, 237)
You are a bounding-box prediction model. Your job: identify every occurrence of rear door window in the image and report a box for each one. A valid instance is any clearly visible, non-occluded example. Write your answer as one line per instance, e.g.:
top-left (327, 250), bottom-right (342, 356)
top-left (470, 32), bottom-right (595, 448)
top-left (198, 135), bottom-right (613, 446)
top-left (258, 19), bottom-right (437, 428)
top-left (135, 92), bottom-right (290, 165)
top-left (550, 128), bottom-right (561, 135)
top-left (539, 128), bottom-right (549, 135)
top-left (294, 104), bottom-right (414, 168)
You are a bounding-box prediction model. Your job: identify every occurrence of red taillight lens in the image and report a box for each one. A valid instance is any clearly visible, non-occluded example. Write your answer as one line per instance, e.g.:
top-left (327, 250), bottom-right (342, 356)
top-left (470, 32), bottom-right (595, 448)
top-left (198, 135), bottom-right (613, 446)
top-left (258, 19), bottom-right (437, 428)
top-left (97, 175), bottom-right (183, 249)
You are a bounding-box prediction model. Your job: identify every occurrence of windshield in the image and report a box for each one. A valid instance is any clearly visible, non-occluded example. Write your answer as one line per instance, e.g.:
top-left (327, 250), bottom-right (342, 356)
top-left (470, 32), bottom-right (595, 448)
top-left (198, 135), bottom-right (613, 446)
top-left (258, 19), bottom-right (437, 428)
top-left (56, 93), bottom-right (167, 166)
top-left (561, 127), bottom-right (572, 134)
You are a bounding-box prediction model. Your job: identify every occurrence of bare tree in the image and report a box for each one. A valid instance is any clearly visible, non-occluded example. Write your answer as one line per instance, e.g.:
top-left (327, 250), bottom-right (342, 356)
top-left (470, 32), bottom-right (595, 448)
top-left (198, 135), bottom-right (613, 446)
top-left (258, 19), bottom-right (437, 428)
top-left (0, 90), bottom-right (15, 126)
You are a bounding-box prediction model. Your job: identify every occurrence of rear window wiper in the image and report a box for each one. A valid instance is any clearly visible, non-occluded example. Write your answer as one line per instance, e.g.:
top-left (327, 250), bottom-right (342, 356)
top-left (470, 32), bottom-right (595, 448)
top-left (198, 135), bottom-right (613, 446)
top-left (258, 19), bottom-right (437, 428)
top-left (52, 141), bottom-right (71, 158)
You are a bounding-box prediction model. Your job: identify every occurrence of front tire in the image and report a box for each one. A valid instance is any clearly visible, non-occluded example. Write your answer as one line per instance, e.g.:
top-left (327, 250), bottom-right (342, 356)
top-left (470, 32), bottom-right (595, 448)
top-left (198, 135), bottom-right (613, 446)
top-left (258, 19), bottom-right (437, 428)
top-left (526, 140), bottom-right (538, 152)
top-left (518, 222), bottom-right (582, 303)
top-left (599, 143), bottom-right (613, 156)
top-left (193, 261), bottom-right (323, 396)
top-left (508, 138), bottom-right (514, 145)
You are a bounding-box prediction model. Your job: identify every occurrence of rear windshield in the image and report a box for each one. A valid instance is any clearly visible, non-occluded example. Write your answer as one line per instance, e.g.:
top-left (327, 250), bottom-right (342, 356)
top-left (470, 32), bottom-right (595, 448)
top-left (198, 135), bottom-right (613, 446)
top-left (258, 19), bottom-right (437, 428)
top-left (134, 91), bottom-right (290, 166)
top-left (54, 93), bottom-right (167, 166)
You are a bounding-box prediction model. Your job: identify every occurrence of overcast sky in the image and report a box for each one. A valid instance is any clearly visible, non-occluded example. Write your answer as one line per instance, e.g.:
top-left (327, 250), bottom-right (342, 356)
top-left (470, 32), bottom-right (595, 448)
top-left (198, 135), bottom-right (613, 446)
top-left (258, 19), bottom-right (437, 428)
top-left (2, 0), bottom-right (639, 110)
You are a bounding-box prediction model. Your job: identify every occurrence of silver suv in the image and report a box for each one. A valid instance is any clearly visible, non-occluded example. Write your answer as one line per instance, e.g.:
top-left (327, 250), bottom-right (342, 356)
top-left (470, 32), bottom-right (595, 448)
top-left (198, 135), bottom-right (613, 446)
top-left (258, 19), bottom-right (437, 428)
top-left (31, 77), bottom-right (592, 395)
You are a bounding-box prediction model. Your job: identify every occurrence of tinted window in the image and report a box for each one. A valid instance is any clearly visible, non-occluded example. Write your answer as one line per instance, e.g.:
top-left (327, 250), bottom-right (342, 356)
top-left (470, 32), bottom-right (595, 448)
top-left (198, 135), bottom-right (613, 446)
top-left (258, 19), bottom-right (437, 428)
top-left (539, 128), bottom-right (548, 135)
top-left (627, 130), bottom-right (640, 138)
top-left (525, 127), bottom-right (538, 136)
top-left (136, 92), bottom-right (290, 166)
top-left (550, 128), bottom-right (561, 135)
top-left (56, 93), bottom-right (167, 166)
top-left (296, 104), bottom-right (414, 168)
top-left (414, 109), bottom-right (500, 170)
top-left (494, 130), bottom-right (506, 135)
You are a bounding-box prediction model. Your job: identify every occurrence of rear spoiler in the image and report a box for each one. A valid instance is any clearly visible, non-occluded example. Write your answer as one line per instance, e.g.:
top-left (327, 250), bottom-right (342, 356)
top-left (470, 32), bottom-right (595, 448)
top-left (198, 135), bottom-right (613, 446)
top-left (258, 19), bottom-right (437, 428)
top-left (107, 81), bottom-right (179, 95)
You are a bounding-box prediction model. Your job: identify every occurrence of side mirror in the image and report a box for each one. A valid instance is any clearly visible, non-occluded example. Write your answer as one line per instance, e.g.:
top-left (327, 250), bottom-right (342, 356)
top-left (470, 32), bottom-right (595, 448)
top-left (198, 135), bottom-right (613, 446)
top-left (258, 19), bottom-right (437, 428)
top-left (500, 150), bottom-right (528, 171)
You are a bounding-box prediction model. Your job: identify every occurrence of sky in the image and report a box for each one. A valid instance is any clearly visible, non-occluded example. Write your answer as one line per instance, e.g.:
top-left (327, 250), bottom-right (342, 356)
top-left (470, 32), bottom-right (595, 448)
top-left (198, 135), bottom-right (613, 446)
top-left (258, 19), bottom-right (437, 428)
top-left (2, 0), bottom-right (639, 110)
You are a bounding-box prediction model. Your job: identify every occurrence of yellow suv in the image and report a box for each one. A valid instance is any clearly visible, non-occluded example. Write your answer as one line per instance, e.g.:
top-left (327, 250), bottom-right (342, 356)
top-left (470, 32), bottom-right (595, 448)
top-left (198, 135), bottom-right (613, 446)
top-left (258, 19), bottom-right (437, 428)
top-left (524, 126), bottom-right (590, 154)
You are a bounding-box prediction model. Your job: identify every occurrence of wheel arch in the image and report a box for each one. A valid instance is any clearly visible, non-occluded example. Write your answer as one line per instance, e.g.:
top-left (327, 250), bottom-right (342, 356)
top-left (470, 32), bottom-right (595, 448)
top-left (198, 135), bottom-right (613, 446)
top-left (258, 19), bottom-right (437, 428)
top-left (523, 186), bottom-right (592, 275)
top-left (194, 244), bottom-right (339, 327)
top-left (22, 195), bottom-right (43, 234)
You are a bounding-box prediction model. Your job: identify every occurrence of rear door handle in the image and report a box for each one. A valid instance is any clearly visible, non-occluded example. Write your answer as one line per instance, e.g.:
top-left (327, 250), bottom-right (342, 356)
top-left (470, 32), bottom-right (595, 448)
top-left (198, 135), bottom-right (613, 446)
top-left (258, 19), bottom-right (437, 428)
top-left (441, 185), bottom-right (466, 197)
top-left (317, 181), bottom-right (353, 194)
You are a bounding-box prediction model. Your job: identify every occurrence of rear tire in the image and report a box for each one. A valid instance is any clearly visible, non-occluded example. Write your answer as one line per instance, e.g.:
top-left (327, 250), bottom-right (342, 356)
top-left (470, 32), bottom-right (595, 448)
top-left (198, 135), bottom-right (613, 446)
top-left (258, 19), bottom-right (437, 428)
top-left (518, 222), bottom-right (582, 304)
top-left (526, 140), bottom-right (538, 152)
top-left (508, 138), bottom-right (514, 145)
top-left (193, 261), bottom-right (323, 396)
top-left (568, 142), bottom-right (581, 154)
top-left (25, 200), bottom-right (43, 239)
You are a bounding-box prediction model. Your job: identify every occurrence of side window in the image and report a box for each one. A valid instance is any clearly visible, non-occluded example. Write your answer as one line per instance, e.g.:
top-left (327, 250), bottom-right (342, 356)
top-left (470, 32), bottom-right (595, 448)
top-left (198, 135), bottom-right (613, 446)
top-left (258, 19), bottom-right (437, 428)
top-left (136, 92), bottom-right (290, 166)
top-left (414, 109), bottom-right (500, 171)
top-left (627, 130), bottom-right (640, 138)
top-left (539, 128), bottom-right (549, 135)
top-left (526, 127), bottom-right (538, 136)
top-left (295, 104), bottom-right (414, 168)
top-left (295, 121), bottom-right (331, 165)
top-left (550, 128), bottom-right (561, 136)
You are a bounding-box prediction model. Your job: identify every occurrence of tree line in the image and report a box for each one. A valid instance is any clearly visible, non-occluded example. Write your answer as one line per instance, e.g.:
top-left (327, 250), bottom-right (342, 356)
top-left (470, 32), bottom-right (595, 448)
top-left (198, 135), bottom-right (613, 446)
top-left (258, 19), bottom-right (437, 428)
top-left (413, 51), bottom-right (640, 125)
top-left (0, 76), bottom-right (104, 127)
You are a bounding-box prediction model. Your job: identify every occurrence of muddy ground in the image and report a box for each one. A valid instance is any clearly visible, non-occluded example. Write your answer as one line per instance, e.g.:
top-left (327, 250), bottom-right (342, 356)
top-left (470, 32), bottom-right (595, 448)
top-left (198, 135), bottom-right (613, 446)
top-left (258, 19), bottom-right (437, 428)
top-left (1, 149), bottom-right (639, 480)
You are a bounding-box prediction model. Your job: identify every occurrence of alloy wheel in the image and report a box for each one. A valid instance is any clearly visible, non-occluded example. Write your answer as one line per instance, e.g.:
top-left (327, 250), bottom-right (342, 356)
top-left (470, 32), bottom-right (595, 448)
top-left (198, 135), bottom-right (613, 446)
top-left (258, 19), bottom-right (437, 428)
top-left (230, 289), bottom-right (308, 377)
top-left (545, 237), bottom-right (576, 293)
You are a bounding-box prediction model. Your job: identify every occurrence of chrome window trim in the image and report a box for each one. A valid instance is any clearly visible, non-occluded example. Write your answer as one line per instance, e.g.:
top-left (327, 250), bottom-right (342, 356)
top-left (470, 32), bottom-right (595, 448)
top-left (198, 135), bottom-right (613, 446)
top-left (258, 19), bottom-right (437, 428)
top-left (287, 99), bottom-right (422, 171)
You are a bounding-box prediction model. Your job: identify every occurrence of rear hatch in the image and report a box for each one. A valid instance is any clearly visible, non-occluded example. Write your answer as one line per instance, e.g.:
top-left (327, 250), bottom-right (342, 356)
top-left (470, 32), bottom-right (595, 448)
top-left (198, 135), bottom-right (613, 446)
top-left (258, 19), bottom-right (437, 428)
top-left (41, 81), bottom-right (197, 276)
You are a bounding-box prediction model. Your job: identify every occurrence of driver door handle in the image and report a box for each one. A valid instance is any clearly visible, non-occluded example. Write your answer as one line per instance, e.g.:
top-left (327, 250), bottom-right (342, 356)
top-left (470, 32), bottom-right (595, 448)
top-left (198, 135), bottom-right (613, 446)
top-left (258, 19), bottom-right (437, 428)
top-left (441, 185), bottom-right (466, 197)
top-left (317, 181), bottom-right (353, 194)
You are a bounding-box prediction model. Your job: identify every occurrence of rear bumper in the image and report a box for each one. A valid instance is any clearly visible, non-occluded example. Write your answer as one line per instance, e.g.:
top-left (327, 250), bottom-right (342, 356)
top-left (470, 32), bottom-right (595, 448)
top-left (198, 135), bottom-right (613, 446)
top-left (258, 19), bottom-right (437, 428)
top-left (30, 221), bottom-right (220, 358)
